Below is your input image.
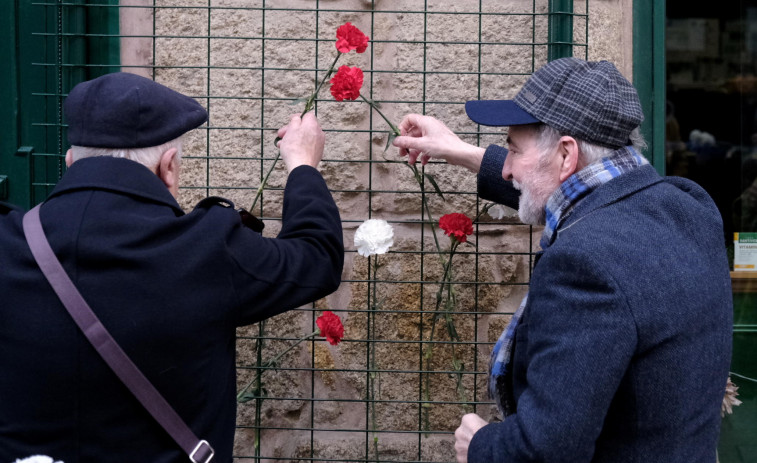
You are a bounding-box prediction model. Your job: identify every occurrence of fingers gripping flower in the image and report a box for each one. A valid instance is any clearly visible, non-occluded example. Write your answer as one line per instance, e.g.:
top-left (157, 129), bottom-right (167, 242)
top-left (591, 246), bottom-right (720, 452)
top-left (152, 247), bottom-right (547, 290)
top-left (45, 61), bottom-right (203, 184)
top-left (354, 219), bottom-right (394, 257)
top-left (439, 213), bottom-right (474, 243)
top-left (330, 66), bottom-right (364, 102)
top-left (317, 311), bottom-right (345, 345)
top-left (336, 22), bottom-right (369, 53)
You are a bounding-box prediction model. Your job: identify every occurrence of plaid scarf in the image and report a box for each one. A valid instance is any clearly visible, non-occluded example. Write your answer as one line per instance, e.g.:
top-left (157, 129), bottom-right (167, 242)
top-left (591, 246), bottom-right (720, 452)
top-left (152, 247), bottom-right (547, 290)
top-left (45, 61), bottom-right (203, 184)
top-left (488, 146), bottom-right (648, 417)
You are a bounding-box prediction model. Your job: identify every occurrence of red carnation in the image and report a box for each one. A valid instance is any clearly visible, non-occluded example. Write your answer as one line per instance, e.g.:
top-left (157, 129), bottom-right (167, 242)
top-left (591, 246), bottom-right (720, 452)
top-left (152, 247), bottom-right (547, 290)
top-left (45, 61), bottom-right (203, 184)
top-left (317, 311), bottom-right (344, 346)
top-left (336, 22), bottom-right (369, 53)
top-left (330, 66), bottom-right (364, 101)
top-left (439, 213), bottom-right (474, 243)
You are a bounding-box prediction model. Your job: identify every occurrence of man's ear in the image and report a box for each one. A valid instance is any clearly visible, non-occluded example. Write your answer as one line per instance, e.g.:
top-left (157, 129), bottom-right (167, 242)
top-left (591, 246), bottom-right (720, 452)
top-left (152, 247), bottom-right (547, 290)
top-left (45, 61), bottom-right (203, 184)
top-left (557, 136), bottom-right (580, 182)
top-left (157, 147), bottom-right (181, 197)
top-left (65, 149), bottom-right (73, 167)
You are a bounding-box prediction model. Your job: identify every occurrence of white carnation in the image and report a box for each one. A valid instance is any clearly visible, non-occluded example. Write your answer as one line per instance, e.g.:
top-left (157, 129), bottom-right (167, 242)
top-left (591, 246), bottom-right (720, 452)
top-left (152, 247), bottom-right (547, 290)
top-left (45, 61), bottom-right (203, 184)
top-left (487, 204), bottom-right (508, 220)
top-left (354, 219), bottom-right (394, 257)
top-left (15, 457), bottom-right (63, 463)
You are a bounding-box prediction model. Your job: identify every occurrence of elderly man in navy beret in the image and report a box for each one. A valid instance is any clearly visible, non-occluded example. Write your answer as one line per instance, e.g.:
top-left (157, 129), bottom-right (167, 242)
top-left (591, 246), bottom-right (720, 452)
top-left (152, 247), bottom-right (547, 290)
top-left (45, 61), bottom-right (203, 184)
top-left (394, 58), bottom-right (732, 462)
top-left (0, 72), bottom-right (343, 461)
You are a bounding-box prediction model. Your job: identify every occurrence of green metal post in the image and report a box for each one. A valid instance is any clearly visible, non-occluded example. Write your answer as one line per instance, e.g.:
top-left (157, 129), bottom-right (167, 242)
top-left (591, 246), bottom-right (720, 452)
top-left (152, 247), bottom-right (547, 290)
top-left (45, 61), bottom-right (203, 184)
top-left (549, 0), bottom-right (574, 60)
top-left (633, 0), bottom-right (666, 173)
top-left (47, 0), bottom-right (90, 202)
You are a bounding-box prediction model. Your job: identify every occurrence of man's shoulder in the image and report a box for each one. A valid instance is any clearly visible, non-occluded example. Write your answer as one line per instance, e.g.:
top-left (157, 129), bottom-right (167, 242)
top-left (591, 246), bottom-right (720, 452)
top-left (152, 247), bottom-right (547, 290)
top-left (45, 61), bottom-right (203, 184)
top-left (192, 196), bottom-right (265, 233)
top-left (561, 169), bottom-right (718, 237)
top-left (0, 201), bottom-right (23, 214)
top-left (661, 175), bottom-right (718, 209)
top-left (177, 196), bottom-right (242, 233)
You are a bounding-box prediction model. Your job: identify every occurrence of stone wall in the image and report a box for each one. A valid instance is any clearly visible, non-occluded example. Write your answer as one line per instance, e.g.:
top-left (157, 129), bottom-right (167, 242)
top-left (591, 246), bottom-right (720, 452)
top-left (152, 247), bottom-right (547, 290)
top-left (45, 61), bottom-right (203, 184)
top-left (122, 1), bottom-right (632, 460)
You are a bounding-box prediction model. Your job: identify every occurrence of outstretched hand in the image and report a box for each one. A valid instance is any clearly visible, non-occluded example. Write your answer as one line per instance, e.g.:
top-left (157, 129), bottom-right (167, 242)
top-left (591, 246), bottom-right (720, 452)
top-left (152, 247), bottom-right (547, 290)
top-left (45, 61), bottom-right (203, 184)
top-left (276, 112), bottom-right (325, 172)
top-left (392, 114), bottom-right (485, 173)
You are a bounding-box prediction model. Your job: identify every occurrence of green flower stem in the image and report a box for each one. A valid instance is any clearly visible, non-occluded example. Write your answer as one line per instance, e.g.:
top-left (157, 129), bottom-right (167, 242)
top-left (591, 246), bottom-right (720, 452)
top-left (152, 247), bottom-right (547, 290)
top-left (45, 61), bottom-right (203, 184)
top-left (250, 150), bottom-right (281, 211)
top-left (422, 386), bottom-right (431, 437)
top-left (360, 93), bottom-right (401, 136)
top-left (425, 239), bottom-right (458, 360)
top-left (406, 164), bottom-right (445, 262)
top-left (304, 53), bottom-right (342, 114)
top-left (253, 319), bottom-right (266, 455)
top-left (257, 53), bottom-right (342, 211)
top-left (422, 239), bottom-right (460, 431)
top-left (442, 204), bottom-right (493, 412)
top-left (358, 88), bottom-right (478, 428)
top-left (356, 93), bottom-right (441, 262)
top-left (369, 255), bottom-right (381, 461)
top-left (237, 328), bottom-right (320, 402)
top-left (426, 202), bottom-right (492, 358)
top-left (474, 202), bottom-right (494, 223)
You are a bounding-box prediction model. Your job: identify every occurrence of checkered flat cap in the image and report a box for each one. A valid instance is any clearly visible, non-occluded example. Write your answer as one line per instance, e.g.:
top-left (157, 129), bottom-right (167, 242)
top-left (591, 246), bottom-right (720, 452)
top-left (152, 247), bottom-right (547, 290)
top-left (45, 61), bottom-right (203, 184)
top-left (466, 58), bottom-right (644, 149)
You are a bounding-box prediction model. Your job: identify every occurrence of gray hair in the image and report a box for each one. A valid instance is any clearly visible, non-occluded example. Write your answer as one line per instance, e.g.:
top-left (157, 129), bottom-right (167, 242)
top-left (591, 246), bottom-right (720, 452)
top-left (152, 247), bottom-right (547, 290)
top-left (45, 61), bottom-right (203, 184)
top-left (70, 136), bottom-right (184, 170)
top-left (533, 124), bottom-right (647, 167)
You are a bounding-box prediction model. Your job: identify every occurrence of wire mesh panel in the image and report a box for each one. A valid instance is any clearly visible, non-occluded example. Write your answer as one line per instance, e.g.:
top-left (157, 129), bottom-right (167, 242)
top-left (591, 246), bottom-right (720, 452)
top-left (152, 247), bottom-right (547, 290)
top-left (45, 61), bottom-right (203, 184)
top-left (29, 1), bottom-right (590, 461)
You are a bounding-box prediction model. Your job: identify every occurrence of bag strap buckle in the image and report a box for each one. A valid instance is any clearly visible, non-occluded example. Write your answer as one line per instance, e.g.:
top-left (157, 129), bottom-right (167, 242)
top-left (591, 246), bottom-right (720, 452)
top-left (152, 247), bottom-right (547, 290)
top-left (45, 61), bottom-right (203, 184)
top-left (189, 440), bottom-right (214, 463)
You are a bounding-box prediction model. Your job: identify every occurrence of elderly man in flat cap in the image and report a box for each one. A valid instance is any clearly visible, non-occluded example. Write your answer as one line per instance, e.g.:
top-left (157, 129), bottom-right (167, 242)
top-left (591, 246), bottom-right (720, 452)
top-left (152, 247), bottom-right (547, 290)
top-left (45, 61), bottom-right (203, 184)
top-left (0, 73), bottom-right (343, 462)
top-left (394, 58), bottom-right (732, 463)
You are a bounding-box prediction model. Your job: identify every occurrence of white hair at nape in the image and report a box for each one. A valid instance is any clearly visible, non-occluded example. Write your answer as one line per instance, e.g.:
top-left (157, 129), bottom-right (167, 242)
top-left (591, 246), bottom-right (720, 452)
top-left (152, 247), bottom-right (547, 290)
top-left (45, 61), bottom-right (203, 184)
top-left (70, 136), bottom-right (184, 170)
top-left (533, 124), bottom-right (647, 166)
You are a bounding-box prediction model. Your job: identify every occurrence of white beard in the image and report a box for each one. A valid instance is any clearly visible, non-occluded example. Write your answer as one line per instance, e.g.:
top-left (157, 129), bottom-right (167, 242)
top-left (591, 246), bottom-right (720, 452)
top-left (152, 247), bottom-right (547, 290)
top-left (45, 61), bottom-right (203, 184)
top-left (512, 175), bottom-right (556, 226)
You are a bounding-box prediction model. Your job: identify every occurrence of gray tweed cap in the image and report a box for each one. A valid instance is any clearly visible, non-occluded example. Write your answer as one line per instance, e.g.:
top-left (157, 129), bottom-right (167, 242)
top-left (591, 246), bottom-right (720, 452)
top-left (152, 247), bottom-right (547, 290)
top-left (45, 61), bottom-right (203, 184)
top-left (465, 57), bottom-right (644, 149)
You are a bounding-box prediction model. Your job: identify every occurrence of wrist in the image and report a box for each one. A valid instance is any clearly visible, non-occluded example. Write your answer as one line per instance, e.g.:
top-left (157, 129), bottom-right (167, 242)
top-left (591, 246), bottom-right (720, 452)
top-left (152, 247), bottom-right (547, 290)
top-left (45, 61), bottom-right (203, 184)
top-left (286, 161), bottom-right (317, 173)
top-left (460, 145), bottom-right (485, 173)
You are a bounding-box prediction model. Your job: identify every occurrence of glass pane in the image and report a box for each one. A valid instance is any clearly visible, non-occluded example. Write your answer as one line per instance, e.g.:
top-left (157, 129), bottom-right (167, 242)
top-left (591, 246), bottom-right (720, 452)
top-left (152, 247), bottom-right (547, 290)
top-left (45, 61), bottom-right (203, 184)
top-left (667, 2), bottom-right (757, 461)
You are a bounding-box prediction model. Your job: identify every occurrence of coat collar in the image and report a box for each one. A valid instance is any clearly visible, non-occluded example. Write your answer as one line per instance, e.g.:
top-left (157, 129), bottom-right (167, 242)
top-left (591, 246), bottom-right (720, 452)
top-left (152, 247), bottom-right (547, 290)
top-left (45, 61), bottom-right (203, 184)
top-left (551, 163), bottom-right (663, 241)
top-left (541, 146), bottom-right (648, 248)
top-left (47, 156), bottom-right (184, 215)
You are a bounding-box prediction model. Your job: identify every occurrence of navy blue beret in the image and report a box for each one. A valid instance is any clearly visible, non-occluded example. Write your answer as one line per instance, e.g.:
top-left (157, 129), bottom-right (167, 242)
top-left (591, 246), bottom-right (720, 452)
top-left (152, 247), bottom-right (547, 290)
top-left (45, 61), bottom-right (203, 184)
top-left (64, 72), bottom-right (208, 148)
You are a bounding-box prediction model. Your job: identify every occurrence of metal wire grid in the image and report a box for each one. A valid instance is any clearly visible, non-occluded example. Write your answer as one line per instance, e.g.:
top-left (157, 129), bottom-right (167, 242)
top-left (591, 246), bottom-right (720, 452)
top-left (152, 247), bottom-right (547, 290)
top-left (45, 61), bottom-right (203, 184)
top-left (29, 1), bottom-right (589, 461)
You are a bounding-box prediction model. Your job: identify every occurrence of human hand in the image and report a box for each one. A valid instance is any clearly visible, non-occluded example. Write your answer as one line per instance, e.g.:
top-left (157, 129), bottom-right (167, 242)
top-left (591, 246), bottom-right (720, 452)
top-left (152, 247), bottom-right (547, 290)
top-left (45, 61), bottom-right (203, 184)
top-left (276, 112), bottom-right (325, 172)
top-left (392, 114), bottom-right (485, 173)
top-left (454, 413), bottom-right (488, 463)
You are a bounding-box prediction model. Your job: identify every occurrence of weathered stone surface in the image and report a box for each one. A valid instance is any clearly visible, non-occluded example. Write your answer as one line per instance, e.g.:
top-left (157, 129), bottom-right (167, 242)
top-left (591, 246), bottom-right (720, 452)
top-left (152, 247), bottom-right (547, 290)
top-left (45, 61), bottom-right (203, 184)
top-left (128, 0), bottom-right (630, 459)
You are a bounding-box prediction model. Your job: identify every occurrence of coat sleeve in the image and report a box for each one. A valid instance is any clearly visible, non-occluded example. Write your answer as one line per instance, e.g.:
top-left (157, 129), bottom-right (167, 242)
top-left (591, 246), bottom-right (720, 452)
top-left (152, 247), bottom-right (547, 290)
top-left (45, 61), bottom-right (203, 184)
top-left (468, 246), bottom-right (637, 462)
top-left (223, 165), bottom-right (344, 326)
top-left (477, 144), bottom-right (520, 210)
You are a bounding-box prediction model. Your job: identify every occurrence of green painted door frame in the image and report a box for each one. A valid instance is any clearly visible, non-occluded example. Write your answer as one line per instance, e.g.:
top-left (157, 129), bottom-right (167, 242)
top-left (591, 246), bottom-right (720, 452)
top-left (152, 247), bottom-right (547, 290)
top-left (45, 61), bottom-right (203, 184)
top-left (0, 0), bottom-right (119, 208)
top-left (0, 0), bottom-right (46, 208)
top-left (633, 0), bottom-right (666, 174)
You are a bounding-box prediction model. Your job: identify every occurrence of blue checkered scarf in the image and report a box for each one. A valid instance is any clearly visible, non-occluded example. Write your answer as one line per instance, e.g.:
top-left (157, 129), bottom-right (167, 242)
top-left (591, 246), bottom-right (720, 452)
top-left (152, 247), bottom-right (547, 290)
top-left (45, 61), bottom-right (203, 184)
top-left (488, 146), bottom-right (648, 417)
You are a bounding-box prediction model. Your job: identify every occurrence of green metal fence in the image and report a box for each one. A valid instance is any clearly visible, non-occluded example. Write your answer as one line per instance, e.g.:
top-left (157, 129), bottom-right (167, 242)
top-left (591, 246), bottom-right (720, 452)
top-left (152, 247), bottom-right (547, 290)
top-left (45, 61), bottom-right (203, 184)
top-left (12, 1), bottom-right (589, 461)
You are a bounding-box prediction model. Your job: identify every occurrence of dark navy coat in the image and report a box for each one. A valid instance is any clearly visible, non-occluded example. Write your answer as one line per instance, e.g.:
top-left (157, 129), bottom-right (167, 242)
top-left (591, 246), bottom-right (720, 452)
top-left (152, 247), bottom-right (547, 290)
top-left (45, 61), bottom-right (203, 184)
top-left (0, 156), bottom-right (344, 462)
top-left (470, 145), bottom-right (732, 462)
